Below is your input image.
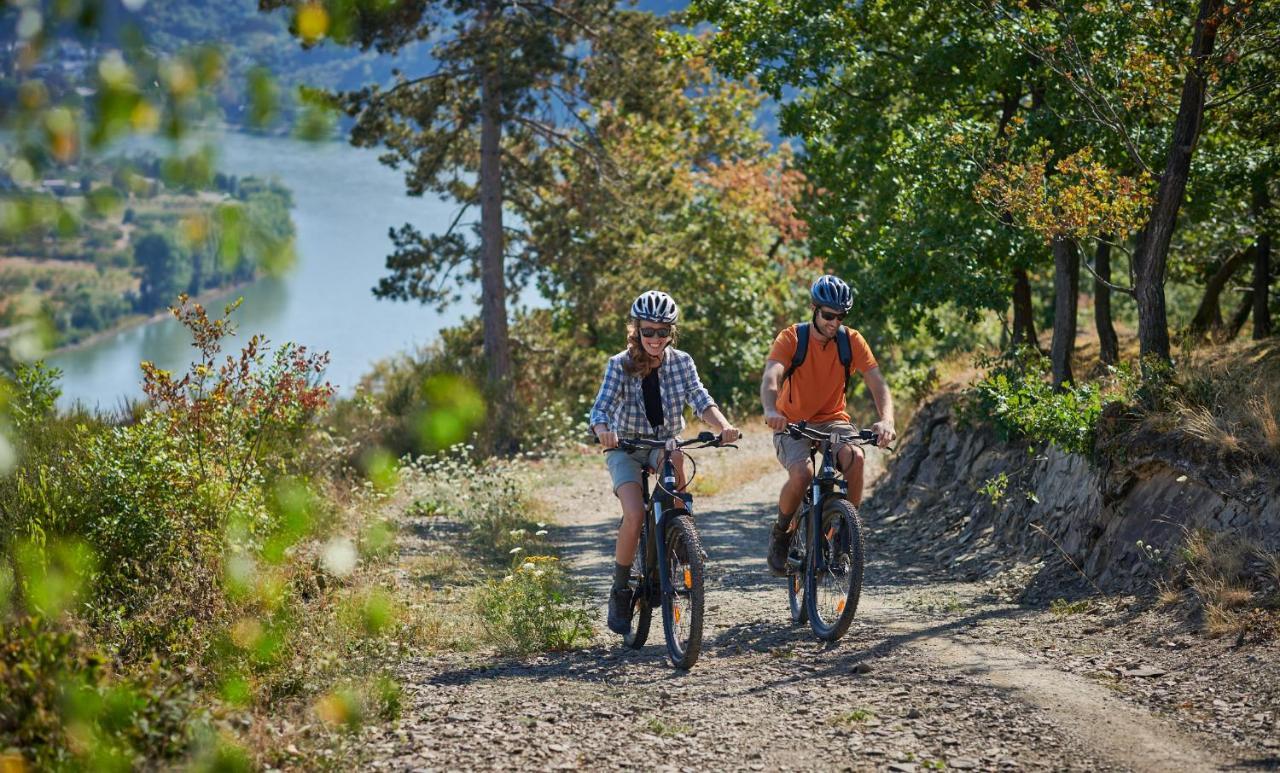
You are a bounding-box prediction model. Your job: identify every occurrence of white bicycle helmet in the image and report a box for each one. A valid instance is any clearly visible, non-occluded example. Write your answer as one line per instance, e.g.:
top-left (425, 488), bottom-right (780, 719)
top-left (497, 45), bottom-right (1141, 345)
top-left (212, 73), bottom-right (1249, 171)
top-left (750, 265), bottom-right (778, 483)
top-left (630, 290), bottom-right (678, 324)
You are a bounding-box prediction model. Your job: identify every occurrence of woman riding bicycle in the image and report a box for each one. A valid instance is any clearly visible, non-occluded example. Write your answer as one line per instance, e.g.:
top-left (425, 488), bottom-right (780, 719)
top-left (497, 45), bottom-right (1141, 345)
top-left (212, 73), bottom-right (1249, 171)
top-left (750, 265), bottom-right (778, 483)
top-left (589, 290), bottom-right (740, 635)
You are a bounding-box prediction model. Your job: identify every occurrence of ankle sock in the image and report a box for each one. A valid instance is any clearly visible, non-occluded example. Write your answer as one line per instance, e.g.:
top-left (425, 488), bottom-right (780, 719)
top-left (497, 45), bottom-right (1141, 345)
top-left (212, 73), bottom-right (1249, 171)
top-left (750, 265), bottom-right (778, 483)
top-left (612, 562), bottom-right (631, 591)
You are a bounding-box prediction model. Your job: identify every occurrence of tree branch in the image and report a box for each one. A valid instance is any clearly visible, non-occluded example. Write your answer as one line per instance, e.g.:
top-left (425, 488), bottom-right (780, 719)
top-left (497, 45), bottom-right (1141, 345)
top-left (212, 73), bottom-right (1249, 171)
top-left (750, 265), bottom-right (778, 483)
top-left (1071, 237), bottom-right (1135, 295)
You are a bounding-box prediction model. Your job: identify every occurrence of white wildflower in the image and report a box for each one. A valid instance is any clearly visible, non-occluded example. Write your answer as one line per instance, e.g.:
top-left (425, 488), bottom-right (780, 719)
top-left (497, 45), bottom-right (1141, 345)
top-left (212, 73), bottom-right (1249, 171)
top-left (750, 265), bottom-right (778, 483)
top-left (509, 547), bottom-right (523, 554)
top-left (321, 537), bottom-right (357, 577)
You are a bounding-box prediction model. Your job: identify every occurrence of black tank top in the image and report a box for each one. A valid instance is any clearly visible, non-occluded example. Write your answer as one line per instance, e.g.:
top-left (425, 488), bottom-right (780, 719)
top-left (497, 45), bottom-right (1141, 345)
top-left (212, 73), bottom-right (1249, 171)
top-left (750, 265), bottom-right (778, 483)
top-left (642, 369), bottom-right (664, 430)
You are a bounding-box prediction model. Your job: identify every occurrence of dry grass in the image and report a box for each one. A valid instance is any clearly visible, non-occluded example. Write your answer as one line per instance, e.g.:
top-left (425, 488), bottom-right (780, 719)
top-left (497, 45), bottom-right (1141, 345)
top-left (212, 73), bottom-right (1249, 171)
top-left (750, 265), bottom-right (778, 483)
top-left (1172, 338), bottom-right (1280, 463)
top-left (1173, 528), bottom-right (1280, 640)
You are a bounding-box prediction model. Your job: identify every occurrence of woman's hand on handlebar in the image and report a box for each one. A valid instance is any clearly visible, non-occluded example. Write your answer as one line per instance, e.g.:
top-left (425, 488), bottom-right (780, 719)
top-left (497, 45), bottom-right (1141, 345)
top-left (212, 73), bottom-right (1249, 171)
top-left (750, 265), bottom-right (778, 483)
top-left (596, 429), bottom-right (619, 450)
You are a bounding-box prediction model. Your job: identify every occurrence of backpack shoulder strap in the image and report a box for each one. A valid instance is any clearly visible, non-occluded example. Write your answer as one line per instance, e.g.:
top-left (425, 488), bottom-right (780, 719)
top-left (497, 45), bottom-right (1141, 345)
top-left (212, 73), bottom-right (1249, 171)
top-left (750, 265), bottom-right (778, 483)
top-left (781, 323), bottom-right (810, 385)
top-left (836, 326), bottom-right (853, 392)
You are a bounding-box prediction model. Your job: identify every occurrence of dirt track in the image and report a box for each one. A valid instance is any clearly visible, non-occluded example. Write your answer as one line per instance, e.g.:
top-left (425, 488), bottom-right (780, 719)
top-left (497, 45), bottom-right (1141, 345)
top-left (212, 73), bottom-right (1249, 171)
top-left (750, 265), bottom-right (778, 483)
top-left (365, 431), bottom-right (1276, 772)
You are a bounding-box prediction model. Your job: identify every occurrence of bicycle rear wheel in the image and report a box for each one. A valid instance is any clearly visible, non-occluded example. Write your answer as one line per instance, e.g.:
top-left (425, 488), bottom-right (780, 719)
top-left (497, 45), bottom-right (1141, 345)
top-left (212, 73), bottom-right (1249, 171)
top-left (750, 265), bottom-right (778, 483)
top-left (804, 499), bottom-right (864, 642)
top-left (786, 511), bottom-right (809, 626)
top-left (623, 523), bottom-right (652, 650)
top-left (661, 514), bottom-right (705, 670)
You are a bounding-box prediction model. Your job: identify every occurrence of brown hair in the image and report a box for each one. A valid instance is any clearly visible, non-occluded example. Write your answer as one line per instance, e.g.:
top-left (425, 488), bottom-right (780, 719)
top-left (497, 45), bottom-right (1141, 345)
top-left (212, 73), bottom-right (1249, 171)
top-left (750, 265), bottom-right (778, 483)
top-left (622, 319), bottom-right (677, 378)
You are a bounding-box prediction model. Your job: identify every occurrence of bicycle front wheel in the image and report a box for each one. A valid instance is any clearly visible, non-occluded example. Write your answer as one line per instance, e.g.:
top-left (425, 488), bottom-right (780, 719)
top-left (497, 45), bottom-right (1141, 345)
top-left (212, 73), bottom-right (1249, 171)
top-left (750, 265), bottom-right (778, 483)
top-left (624, 523), bottom-right (653, 650)
top-left (661, 515), bottom-right (705, 670)
top-left (787, 512), bottom-right (808, 626)
top-left (805, 499), bottom-right (865, 642)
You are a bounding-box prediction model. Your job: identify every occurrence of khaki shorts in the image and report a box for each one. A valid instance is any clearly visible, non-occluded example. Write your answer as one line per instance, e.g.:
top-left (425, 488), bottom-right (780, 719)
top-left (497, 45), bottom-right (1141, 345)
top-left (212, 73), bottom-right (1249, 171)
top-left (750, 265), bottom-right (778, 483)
top-left (605, 447), bottom-right (664, 494)
top-left (773, 420), bottom-right (857, 470)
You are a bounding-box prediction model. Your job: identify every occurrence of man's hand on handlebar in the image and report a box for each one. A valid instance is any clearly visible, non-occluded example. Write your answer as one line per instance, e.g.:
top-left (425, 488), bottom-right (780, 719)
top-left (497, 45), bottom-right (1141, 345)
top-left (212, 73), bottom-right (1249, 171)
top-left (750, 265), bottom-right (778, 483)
top-left (719, 425), bottom-right (741, 444)
top-left (596, 429), bottom-right (619, 450)
top-left (763, 407), bottom-right (788, 432)
top-left (869, 420), bottom-right (896, 449)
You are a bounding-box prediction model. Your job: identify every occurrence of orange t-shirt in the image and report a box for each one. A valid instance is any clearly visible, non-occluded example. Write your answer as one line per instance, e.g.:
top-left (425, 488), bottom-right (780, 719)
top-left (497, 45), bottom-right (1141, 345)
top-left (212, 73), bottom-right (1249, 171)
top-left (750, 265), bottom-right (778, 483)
top-left (767, 324), bottom-right (878, 423)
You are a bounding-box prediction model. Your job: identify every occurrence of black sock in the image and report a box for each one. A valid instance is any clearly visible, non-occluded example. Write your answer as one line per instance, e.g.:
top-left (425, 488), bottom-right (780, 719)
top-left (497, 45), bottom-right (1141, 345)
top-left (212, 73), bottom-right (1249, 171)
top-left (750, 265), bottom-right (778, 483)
top-left (775, 508), bottom-right (794, 530)
top-left (612, 562), bottom-right (631, 591)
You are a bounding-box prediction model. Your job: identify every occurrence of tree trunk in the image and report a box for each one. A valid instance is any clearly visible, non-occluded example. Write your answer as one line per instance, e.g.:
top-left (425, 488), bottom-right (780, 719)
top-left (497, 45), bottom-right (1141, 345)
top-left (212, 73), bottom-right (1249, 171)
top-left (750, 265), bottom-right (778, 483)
top-left (1229, 289), bottom-right (1254, 340)
top-left (1051, 237), bottom-right (1079, 389)
top-left (1189, 247), bottom-right (1252, 337)
top-left (1253, 177), bottom-right (1273, 339)
top-left (1131, 0), bottom-right (1223, 364)
top-left (1011, 268), bottom-right (1038, 349)
top-left (479, 58), bottom-right (512, 390)
top-left (1094, 238), bottom-right (1119, 365)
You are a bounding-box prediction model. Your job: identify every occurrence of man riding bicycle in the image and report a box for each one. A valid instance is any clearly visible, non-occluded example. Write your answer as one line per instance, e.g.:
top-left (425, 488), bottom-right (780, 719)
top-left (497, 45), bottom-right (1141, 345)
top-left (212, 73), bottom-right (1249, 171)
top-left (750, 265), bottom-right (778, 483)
top-left (760, 275), bottom-right (896, 576)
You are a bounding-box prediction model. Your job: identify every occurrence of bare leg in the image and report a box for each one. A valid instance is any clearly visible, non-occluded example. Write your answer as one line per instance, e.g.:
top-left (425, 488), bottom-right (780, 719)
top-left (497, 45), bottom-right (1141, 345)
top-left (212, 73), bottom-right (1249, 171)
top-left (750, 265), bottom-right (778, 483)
top-left (614, 482), bottom-right (647, 566)
top-left (778, 460), bottom-right (814, 528)
top-left (836, 444), bottom-right (866, 507)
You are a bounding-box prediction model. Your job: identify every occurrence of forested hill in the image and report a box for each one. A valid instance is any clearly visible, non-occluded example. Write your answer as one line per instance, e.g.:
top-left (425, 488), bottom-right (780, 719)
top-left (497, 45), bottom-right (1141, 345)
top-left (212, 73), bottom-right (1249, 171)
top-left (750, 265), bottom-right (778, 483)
top-left (126, 0), bottom-right (423, 127)
top-left (100, 0), bottom-right (685, 128)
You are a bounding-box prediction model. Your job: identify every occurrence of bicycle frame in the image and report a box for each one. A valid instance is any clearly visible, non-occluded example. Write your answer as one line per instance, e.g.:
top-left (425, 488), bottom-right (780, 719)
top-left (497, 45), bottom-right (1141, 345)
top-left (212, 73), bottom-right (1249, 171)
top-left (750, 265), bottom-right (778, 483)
top-left (806, 430), bottom-right (850, 575)
top-left (638, 438), bottom-right (691, 605)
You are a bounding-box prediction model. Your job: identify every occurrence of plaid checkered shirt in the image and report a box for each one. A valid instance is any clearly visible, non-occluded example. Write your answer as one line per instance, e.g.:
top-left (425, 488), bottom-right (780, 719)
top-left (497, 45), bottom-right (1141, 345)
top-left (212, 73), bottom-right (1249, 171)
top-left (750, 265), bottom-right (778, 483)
top-left (588, 347), bottom-right (717, 438)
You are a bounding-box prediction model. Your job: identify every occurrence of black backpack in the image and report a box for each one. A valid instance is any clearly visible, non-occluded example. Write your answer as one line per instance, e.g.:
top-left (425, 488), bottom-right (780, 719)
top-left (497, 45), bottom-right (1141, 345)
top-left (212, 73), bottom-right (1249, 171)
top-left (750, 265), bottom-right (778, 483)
top-left (780, 322), bottom-right (853, 394)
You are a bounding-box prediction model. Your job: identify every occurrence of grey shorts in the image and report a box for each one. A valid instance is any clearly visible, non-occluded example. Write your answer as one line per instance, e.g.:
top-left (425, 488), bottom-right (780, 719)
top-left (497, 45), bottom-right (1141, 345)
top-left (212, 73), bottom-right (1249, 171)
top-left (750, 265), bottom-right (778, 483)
top-left (773, 420), bottom-right (858, 470)
top-left (605, 446), bottom-right (663, 494)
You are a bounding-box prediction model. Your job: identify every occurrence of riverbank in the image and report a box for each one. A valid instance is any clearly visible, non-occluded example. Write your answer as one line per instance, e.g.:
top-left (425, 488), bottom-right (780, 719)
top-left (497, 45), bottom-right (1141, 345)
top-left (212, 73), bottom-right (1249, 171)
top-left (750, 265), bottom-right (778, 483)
top-left (40, 277), bottom-right (255, 359)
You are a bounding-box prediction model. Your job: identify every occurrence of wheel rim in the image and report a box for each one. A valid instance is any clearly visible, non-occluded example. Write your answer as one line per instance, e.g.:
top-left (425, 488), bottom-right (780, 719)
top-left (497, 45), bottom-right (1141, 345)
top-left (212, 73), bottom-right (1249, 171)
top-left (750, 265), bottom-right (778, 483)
top-left (667, 535), bottom-right (694, 654)
top-left (813, 512), bottom-right (854, 627)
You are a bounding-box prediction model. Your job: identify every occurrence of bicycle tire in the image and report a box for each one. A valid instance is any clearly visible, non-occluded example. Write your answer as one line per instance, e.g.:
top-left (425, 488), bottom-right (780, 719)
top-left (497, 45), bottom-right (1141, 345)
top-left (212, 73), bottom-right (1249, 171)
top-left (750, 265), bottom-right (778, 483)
top-left (623, 523), bottom-right (652, 650)
top-left (804, 499), bottom-right (864, 642)
top-left (661, 514), bottom-right (705, 670)
top-left (786, 512), bottom-right (809, 626)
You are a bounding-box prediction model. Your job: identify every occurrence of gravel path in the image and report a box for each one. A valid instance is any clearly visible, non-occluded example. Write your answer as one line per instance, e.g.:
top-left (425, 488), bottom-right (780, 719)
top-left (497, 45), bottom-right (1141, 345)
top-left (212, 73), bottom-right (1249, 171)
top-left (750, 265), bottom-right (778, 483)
top-left (367, 431), bottom-right (1277, 771)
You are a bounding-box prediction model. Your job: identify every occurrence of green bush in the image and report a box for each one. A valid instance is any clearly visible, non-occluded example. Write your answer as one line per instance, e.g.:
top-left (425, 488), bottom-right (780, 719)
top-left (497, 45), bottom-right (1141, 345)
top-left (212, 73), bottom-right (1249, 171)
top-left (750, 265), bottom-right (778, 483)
top-left (963, 348), bottom-right (1135, 456)
top-left (0, 616), bottom-right (198, 770)
top-left (475, 554), bottom-right (593, 654)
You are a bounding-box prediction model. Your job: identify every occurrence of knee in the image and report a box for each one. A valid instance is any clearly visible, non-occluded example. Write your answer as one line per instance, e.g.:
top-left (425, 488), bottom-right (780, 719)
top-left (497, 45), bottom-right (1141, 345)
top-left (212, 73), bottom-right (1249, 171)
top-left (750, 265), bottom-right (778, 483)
top-left (787, 465), bottom-right (814, 488)
top-left (841, 445), bottom-right (865, 476)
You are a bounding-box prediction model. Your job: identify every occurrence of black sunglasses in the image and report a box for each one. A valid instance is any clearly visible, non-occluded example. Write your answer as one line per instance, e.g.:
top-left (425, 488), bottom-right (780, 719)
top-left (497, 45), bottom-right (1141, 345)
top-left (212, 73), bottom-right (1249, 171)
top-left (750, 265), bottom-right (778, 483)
top-left (639, 327), bottom-right (673, 339)
top-left (818, 310), bottom-right (847, 321)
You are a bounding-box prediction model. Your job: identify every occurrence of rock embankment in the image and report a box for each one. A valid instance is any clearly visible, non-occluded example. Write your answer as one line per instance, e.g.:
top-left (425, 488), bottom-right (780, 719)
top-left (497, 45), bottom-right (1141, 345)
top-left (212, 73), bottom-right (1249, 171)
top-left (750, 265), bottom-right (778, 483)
top-left (866, 391), bottom-right (1280, 593)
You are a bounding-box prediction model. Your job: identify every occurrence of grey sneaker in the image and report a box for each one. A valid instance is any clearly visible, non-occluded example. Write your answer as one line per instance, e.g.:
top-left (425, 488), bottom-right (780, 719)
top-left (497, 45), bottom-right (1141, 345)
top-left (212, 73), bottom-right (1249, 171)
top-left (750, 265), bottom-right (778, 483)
top-left (607, 587), bottom-right (634, 635)
top-left (767, 523), bottom-right (790, 576)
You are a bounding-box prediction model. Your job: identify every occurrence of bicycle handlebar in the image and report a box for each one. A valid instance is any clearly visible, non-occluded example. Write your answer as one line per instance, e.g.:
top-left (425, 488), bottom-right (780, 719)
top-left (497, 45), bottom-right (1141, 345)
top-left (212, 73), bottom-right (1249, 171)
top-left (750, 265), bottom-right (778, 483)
top-left (592, 430), bottom-right (739, 451)
top-left (785, 421), bottom-right (879, 447)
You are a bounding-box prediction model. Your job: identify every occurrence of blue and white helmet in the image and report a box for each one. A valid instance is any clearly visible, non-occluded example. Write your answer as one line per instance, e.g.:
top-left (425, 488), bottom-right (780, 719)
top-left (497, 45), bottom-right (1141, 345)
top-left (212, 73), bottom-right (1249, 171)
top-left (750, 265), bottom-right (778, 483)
top-left (810, 275), bottom-right (853, 313)
top-left (630, 290), bottom-right (678, 324)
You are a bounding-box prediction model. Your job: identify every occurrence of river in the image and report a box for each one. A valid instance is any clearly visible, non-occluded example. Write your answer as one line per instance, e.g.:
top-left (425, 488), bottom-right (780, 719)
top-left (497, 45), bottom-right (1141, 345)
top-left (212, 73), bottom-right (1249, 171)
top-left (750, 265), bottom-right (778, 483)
top-left (48, 132), bottom-right (474, 410)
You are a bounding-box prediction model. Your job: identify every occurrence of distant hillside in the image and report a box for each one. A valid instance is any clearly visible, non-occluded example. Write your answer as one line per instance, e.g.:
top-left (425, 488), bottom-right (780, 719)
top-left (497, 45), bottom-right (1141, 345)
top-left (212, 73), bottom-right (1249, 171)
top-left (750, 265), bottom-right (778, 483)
top-left (139, 0), bottom-right (428, 129)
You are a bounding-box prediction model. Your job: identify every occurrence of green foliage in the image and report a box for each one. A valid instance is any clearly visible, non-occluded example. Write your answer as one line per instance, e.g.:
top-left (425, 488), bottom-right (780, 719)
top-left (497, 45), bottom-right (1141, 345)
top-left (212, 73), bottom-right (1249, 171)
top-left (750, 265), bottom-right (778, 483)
top-left (964, 348), bottom-right (1136, 456)
top-left (687, 0), bottom-right (1279, 365)
top-left (402, 448), bottom-right (548, 562)
top-left (135, 232), bottom-right (191, 313)
top-left (522, 28), bottom-right (811, 410)
top-left (475, 554), bottom-right (593, 655)
top-left (979, 472), bottom-right (1010, 505)
top-left (0, 616), bottom-right (198, 770)
top-left (1049, 598), bottom-right (1094, 616)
